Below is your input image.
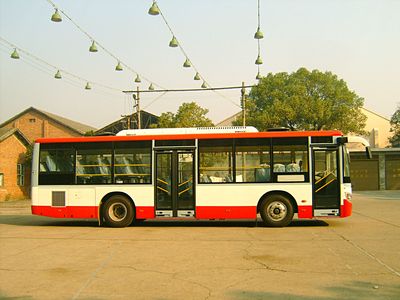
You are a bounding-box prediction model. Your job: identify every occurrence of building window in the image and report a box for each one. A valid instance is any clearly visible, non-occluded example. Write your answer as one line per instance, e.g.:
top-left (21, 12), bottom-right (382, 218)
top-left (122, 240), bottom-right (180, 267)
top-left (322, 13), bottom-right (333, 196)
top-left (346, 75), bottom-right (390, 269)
top-left (29, 118), bottom-right (36, 123)
top-left (0, 173), bottom-right (4, 186)
top-left (17, 164), bottom-right (25, 186)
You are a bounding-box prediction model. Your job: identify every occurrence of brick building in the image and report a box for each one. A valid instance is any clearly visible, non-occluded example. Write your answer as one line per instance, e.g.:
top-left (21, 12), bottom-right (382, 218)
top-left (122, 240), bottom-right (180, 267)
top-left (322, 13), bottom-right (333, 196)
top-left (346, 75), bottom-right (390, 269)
top-left (0, 128), bottom-right (30, 200)
top-left (0, 107), bottom-right (96, 200)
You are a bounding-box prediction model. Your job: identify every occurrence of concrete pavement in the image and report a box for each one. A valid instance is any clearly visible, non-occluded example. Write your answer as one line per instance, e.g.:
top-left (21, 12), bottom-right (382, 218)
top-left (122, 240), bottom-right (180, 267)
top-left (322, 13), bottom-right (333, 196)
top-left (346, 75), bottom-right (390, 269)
top-left (0, 191), bottom-right (399, 299)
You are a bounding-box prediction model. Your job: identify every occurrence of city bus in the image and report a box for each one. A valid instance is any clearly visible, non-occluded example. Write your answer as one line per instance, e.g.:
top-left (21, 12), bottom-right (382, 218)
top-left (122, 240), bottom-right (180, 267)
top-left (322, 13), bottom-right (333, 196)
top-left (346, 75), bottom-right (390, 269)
top-left (31, 126), bottom-right (369, 227)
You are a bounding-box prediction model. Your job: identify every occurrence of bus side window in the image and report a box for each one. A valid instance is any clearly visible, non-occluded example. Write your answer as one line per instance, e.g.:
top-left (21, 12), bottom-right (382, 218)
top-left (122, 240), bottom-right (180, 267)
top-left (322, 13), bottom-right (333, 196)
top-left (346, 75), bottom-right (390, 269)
top-left (272, 137), bottom-right (309, 182)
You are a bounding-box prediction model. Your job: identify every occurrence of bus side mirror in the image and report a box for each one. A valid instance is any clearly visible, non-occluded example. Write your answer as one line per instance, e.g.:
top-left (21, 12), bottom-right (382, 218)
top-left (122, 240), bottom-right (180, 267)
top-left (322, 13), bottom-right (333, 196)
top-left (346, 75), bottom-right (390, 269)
top-left (366, 146), bottom-right (372, 159)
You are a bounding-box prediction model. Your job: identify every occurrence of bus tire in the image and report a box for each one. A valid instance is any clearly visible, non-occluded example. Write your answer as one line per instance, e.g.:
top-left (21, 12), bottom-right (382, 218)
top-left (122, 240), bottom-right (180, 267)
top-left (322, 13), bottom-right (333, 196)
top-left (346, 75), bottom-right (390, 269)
top-left (260, 195), bottom-right (294, 227)
top-left (102, 195), bottom-right (134, 228)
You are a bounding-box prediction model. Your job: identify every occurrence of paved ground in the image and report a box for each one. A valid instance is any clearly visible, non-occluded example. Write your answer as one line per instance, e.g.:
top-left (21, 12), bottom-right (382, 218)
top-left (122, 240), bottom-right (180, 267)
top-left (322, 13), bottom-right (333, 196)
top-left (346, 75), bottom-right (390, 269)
top-left (0, 191), bottom-right (399, 299)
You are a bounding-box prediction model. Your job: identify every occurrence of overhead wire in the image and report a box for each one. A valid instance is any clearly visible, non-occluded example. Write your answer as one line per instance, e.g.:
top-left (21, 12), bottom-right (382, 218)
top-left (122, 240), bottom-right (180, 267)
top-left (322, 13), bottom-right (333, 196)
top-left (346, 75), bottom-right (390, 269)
top-left (151, 1), bottom-right (241, 108)
top-left (257, 0), bottom-right (262, 78)
top-left (0, 36), bottom-right (126, 99)
top-left (46, 0), bottom-right (166, 90)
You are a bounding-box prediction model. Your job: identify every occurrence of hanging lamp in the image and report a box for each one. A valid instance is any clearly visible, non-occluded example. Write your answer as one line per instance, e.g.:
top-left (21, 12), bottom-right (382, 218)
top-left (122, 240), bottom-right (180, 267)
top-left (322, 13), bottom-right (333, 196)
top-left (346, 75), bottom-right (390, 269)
top-left (169, 36), bottom-right (178, 47)
top-left (54, 70), bottom-right (62, 79)
top-left (255, 55), bottom-right (263, 65)
top-left (148, 83), bottom-right (155, 91)
top-left (135, 74), bottom-right (141, 83)
top-left (183, 58), bottom-right (191, 68)
top-left (254, 27), bottom-right (264, 39)
top-left (194, 72), bottom-right (200, 80)
top-left (148, 1), bottom-right (160, 15)
top-left (51, 9), bottom-right (62, 22)
top-left (115, 61), bottom-right (123, 71)
top-left (10, 48), bottom-right (20, 59)
top-left (89, 41), bottom-right (98, 52)
top-left (85, 82), bottom-right (92, 90)
top-left (201, 81), bottom-right (208, 88)
top-left (256, 72), bottom-right (262, 80)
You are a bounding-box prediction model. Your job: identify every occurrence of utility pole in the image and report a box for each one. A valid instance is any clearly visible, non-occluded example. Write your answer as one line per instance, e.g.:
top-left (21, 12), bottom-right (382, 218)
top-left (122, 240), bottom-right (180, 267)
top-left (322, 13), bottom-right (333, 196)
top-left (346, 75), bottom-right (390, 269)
top-left (241, 81), bottom-right (246, 126)
top-left (132, 87), bottom-right (141, 129)
top-left (136, 86), bottom-right (141, 129)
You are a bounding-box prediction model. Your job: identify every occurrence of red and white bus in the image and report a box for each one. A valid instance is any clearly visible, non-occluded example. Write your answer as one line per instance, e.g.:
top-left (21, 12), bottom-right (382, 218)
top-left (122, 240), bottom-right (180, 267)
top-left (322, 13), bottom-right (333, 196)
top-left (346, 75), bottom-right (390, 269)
top-left (31, 126), bottom-right (368, 227)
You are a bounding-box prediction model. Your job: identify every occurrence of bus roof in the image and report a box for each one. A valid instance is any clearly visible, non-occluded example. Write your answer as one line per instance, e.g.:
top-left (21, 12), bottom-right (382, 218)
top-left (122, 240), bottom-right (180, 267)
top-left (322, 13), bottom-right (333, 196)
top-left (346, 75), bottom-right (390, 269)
top-left (35, 129), bottom-right (343, 144)
top-left (117, 126), bottom-right (258, 136)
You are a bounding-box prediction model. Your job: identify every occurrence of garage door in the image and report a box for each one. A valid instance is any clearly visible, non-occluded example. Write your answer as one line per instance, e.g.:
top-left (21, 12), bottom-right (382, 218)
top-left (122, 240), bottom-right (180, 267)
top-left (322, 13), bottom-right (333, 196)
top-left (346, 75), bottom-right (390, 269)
top-left (350, 159), bottom-right (379, 191)
top-left (385, 156), bottom-right (400, 190)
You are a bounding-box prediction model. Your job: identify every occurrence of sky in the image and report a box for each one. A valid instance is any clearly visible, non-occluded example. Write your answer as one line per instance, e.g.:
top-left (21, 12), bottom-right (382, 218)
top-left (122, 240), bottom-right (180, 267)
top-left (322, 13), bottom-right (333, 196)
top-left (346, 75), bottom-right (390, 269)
top-left (0, 0), bottom-right (399, 129)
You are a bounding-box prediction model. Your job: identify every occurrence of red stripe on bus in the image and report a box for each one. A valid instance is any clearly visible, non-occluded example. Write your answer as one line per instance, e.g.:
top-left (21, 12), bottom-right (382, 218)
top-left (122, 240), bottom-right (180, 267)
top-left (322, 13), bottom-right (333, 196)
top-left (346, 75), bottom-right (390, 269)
top-left (35, 130), bottom-right (342, 144)
top-left (31, 205), bottom-right (98, 219)
top-left (136, 206), bottom-right (155, 219)
top-left (297, 205), bottom-right (313, 218)
top-left (196, 206), bottom-right (257, 219)
top-left (31, 205), bottom-right (154, 220)
top-left (341, 199), bottom-right (352, 217)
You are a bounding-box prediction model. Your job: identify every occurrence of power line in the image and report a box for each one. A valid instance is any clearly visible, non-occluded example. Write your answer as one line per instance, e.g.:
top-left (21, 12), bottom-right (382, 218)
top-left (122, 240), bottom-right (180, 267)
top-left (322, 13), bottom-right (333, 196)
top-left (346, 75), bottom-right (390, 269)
top-left (123, 85), bottom-right (254, 94)
top-left (0, 36), bottom-right (124, 94)
top-left (46, 0), bottom-right (166, 89)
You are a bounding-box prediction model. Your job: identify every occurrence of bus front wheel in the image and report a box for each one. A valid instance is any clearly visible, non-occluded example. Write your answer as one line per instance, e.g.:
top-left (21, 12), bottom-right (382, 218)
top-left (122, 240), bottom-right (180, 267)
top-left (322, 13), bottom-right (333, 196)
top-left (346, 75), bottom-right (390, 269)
top-left (102, 195), bottom-right (134, 228)
top-left (260, 195), bottom-right (294, 227)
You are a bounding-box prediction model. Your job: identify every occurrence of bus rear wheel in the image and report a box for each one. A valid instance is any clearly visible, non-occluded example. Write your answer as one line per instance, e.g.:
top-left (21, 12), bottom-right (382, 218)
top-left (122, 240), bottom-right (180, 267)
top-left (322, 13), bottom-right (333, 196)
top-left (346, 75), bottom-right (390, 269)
top-left (260, 195), bottom-right (294, 227)
top-left (102, 195), bottom-right (134, 228)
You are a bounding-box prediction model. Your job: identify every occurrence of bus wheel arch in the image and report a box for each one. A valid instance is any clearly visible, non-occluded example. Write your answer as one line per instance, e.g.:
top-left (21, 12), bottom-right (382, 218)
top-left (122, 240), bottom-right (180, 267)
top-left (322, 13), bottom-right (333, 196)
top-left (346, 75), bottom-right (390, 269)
top-left (100, 192), bottom-right (135, 227)
top-left (257, 191), bottom-right (297, 227)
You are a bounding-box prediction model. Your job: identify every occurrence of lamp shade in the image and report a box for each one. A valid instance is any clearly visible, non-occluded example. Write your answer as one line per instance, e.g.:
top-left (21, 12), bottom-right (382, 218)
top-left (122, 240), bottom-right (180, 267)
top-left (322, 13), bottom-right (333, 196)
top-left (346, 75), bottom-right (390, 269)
top-left (255, 55), bottom-right (263, 65)
top-left (194, 72), bottom-right (200, 80)
top-left (183, 58), bottom-right (191, 68)
top-left (135, 74), bottom-right (141, 83)
top-left (148, 1), bottom-right (160, 15)
top-left (115, 62), bottom-right (123, 71)
top-left (11, 48), bottom-right (20, 59)
top-left (254, 27), bottom-right (264, 39)
top-left (51, 9), bottom-right (62, 22)
top-left (54, 70), bottom-right (62, 79)
top-left (148, 83), bottom-right (155, 90)
top-left (85, 82), bottom-right (92, 90)
top-left (89, 41), bottom-right (98, 52)
top-left (169, 36), bottom-right (178, 47)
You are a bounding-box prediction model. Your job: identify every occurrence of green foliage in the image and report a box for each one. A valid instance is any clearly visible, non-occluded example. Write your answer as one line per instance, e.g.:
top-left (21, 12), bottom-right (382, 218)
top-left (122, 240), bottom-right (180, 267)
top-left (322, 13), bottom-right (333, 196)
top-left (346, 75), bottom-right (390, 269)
top-left (235, 68), bottom-right (366, 134)
top-left (388, 105), bottom-right (400, 147)
top-left (24, 144), bottom-right (33, 167)
top-left (157, 102), bottom-right (214, 128)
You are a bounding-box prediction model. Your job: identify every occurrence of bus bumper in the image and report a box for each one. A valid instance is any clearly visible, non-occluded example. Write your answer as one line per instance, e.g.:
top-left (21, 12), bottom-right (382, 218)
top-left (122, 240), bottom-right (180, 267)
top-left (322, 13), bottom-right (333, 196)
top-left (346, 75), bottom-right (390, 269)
top-left (340, 199), bottom-right (352, 217)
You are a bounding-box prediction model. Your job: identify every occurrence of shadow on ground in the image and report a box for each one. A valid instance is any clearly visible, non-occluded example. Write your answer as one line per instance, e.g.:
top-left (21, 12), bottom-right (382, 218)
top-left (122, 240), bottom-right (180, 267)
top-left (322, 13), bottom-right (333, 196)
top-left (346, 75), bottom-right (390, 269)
top-left (229, 281), bottom-right (400, 300)
top-left (0, 215), bottom-right (328, 228)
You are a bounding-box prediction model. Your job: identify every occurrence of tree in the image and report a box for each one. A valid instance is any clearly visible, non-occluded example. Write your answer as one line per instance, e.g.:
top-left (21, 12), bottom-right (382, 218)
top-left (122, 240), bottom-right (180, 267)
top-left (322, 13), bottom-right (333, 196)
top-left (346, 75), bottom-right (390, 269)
top-left (157, 102), bottom-right (214, 128)
top-left (388, 105), bottom-right (400, 147)
top-left (234, 68), bottom-right (366, 134)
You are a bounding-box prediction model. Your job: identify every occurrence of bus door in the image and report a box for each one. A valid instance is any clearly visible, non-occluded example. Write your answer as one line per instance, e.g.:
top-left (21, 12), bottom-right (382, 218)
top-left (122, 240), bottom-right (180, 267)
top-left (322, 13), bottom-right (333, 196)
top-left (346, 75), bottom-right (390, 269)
top-left (155, 150), bottom-right (195, 217)
top-left (312, 147), bottom-right (340, 216)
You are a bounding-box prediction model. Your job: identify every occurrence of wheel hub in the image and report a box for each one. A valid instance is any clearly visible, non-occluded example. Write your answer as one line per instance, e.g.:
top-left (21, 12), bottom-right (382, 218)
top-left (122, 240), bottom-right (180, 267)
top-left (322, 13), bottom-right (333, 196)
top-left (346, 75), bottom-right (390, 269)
top-left (108, 203), bottom-right (128, 222)
top-left (267, 201), bottom-right (287, 221)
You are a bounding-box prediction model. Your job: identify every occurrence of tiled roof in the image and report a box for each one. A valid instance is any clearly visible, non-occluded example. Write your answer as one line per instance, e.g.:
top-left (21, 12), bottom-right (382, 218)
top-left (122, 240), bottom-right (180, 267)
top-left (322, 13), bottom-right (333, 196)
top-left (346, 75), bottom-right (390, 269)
top-left (0, 128), bottom-right (30, 146)
top-left (37, 109), bottom-right (97, 134)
